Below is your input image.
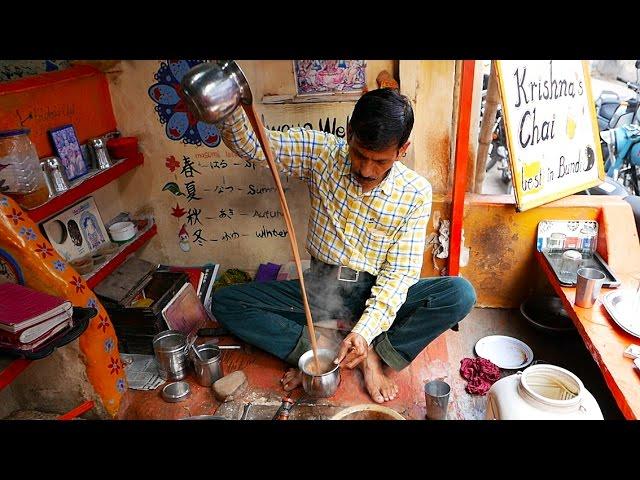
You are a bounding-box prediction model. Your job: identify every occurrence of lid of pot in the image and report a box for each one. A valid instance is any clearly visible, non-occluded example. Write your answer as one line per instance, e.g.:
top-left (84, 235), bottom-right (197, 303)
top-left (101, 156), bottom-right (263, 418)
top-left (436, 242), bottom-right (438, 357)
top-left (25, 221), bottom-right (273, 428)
top-left (474, 335), bottom-right (534, 370)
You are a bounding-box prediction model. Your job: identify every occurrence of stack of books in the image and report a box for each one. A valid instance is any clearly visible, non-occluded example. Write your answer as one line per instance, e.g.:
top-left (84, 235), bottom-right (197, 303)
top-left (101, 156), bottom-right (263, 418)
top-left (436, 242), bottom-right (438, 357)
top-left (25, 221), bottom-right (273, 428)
top-left (0, 283), bottom-right (74, 352)
top-left (157, 263), bottom-right (219, 314)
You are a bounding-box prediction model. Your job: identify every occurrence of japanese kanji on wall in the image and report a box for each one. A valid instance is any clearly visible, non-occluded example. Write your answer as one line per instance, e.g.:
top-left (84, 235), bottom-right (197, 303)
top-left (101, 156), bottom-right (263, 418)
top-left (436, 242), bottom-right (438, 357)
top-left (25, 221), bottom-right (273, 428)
top-left (103, 60), bottom-right (358, 273)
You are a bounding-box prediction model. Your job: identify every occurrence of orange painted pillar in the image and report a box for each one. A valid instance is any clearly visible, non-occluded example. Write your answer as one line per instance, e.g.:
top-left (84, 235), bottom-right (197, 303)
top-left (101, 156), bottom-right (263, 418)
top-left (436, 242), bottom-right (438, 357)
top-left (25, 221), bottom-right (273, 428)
top-left (0, 194), bottom-right (125, 416)
top-left (448, 60), bottom-right (476, 276)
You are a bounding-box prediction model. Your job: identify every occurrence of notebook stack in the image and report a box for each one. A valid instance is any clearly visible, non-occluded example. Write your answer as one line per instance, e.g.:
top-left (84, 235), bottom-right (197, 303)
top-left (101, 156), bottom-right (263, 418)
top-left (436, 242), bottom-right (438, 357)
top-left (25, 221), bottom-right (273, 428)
top-left (0, 283), bottom-right (74, 353)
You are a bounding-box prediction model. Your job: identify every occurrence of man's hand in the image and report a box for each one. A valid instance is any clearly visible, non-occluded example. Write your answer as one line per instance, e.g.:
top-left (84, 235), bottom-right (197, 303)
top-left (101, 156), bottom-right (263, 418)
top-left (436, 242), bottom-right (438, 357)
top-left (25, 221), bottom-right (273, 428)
top-left (334, 332), bottom-right (368, 369)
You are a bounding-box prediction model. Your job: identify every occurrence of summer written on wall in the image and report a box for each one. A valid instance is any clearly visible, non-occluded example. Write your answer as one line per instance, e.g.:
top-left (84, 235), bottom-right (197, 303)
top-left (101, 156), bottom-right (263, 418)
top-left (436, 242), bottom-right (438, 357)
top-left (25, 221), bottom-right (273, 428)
top-left (495, 60), bottom-right (605, 212)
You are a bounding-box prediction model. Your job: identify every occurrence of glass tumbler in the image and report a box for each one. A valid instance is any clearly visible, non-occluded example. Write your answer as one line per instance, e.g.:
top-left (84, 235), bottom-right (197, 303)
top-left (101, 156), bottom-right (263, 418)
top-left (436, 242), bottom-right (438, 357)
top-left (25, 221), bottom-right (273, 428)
top-left (559, 249), bottom-right (583, 281)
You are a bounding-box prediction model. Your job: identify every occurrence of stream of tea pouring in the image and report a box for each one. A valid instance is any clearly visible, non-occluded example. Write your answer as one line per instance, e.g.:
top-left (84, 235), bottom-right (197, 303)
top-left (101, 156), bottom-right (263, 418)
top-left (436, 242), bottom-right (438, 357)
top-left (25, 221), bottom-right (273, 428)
top-left (180, 61), bottom-right (321, 374)
top-left (242, 104), bottom-right (322, 374)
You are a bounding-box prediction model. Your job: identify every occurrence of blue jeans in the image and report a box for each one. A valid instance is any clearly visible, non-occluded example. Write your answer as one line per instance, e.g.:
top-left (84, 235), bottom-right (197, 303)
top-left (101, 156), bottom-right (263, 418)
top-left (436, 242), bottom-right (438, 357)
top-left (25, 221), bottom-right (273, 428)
top-left (210, 273), bottom-right (476, 371)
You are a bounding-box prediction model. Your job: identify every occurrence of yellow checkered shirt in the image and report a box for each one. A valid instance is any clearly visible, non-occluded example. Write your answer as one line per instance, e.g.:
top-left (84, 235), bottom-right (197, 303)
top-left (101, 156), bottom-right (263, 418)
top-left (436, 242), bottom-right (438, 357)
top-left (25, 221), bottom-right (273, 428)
top-left (217, 108), bottom-right (432, 345)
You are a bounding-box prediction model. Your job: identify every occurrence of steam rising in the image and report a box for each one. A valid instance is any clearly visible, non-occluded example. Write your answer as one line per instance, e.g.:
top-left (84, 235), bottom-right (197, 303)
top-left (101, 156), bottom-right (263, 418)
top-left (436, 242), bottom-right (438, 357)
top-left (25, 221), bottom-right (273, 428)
top-left (303, 267), bottom-right (369, 351)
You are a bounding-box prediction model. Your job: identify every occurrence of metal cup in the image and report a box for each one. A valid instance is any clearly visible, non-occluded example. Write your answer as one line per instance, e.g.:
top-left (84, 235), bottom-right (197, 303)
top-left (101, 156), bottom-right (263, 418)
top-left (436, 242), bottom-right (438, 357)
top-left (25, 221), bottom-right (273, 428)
top-left (40, 156), bottom-right (70, 197)
top-left (424, 380), bottom-right (450, 420)
top-left (180, 61), bottom-right (253, 124)
top-left (575, 267), bottom-right (606, 308)
top-left (191, 344), bottom-right (223, 387)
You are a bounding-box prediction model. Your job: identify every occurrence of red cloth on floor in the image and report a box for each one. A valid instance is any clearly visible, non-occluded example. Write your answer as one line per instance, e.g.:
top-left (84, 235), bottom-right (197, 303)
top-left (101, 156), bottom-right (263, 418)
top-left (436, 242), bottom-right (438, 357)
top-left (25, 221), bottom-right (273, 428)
top-left (460, 357), bottom-right (501, 395)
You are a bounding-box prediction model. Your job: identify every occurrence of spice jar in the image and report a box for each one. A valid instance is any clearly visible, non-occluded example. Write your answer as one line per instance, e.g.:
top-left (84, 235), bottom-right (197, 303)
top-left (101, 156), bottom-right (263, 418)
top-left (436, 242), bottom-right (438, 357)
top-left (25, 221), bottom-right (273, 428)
top-left (87, 137), bottom-right (113, 170)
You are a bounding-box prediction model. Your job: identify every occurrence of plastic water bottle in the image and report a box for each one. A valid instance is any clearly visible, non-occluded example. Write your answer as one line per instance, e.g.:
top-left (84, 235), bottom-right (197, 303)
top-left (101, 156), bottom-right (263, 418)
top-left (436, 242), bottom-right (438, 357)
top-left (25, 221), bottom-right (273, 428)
top-left (0, 129), bottom-right (48, 208)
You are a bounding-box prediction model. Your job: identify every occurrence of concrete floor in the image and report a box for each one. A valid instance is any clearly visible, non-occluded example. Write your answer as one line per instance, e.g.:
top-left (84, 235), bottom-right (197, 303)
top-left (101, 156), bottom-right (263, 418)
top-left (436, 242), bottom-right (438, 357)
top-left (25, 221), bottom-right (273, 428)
top-left (445, 307), bottom-right (623, 420)
top-left (117, 306), bottom-right (623, 420)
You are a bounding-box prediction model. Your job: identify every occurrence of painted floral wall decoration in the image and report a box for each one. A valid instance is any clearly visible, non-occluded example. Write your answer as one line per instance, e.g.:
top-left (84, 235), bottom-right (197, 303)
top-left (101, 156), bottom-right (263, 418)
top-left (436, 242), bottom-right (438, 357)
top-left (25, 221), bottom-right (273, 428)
top-left (148, 60), bottom-right (222, 148)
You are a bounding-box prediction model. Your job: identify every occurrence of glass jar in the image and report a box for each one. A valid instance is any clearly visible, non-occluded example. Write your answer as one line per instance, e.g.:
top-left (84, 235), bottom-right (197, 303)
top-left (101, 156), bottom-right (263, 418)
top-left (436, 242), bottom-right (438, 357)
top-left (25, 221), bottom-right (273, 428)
top-left (547, 232), bottom-right (566, 253)
top-left (0, 128), bottom-right (49, 208)
top-left (580, 225), bottom-right (598, 258)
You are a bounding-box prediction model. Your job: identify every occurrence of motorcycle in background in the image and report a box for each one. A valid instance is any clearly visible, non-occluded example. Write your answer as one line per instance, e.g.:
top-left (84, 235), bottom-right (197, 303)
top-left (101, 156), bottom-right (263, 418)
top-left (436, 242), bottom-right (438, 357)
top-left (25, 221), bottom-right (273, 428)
top-left (594, 60), bottom-right (640, 132)
top-left (600, 123), bottom-right (640, 195)
top-left (480, 75), bottom-right (512, 192)
top-left (492, 105), bottom-right (512, 188)
top-left (578, 176), bottom-right (640, 237)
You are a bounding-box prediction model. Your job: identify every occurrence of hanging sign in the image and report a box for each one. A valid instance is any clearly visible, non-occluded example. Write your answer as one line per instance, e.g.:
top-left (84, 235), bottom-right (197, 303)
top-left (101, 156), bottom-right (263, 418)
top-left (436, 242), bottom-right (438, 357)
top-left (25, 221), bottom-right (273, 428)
top-left (495, 60), bottom-right (604, 211)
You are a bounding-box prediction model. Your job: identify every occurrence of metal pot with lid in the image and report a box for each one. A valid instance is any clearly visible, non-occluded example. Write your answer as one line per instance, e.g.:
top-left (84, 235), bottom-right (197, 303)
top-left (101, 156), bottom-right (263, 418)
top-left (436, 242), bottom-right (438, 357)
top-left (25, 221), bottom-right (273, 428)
top-left (153, 330), bottom-right (189, 381)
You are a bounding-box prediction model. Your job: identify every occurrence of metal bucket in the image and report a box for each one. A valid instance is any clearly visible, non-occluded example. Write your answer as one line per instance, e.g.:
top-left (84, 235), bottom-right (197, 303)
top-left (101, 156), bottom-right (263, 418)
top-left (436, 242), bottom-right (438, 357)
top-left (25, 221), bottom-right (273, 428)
top-left (153, 330), bottom-right (188, 381)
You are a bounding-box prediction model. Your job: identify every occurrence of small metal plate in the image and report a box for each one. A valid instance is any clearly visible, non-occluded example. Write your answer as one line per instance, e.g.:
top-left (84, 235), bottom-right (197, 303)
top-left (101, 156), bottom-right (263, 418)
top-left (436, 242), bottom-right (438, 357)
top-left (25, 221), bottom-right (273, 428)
top-left (162, 381), bottom-right (191, 403)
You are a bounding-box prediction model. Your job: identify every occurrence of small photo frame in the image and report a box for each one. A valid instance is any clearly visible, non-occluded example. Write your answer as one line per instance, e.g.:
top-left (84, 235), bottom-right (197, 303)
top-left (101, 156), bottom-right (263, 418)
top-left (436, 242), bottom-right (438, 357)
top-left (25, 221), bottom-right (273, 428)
top-left (48, 124), bottom-right (88, 181)
top-left (294, 60), bottom-right (366, 96)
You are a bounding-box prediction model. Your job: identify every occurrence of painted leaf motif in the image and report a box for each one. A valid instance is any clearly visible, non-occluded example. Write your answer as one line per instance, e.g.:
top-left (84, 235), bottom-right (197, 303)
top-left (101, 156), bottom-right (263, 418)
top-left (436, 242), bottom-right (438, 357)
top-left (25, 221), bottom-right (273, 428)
top-left (165, 155), bottom-right (180, 172)
top-left (162, 182), bottom-right (184, 196)
top-left (171, 204), bottom-right (186, 217)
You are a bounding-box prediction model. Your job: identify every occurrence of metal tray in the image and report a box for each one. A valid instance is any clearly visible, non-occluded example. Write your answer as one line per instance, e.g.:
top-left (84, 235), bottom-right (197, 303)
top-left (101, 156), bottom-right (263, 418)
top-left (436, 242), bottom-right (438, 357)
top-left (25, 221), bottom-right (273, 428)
top-left (602, 290), bottom-right (640, 339)
top-left (541, 250), bottom-right (621, 288)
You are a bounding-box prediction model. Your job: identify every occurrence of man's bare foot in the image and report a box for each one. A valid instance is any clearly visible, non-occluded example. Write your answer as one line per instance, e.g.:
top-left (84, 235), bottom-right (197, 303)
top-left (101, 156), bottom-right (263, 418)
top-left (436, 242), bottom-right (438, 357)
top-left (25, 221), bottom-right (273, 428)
top-left (358, 348), bottom-right (399, 403)
top-left (280, 368), bottom-right (302, 391)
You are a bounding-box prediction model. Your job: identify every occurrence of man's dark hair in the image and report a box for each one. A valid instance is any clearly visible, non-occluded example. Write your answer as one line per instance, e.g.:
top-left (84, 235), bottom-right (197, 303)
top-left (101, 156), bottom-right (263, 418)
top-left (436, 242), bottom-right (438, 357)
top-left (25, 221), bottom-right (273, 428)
top-left (349, 88), bottom-right (414, 151)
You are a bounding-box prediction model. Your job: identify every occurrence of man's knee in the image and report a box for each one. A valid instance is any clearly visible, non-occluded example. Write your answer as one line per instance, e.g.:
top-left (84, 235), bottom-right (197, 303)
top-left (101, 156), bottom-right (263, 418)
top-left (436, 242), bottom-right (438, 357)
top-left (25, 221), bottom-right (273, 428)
top-left (450, 276), bottom-right (476, 319)
top-left (210, 285), bottom-right (238, 318)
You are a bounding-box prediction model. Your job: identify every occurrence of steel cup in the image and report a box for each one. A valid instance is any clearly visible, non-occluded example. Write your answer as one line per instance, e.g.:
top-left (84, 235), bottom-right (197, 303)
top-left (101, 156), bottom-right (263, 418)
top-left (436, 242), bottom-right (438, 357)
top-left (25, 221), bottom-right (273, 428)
top-left (575, 267), bottom-right (606, 308)
top-left (424, 379), bottom-right (451, 420)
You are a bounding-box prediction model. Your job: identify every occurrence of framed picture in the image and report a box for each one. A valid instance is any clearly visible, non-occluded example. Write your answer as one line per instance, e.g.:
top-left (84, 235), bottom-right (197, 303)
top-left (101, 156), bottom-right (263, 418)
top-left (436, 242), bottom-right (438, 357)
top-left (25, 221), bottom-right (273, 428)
top-left (48, 124), bottom-right (88, 181)
top-left (40, 196), bottom-right (109, 261)
top-left (294, 60), bottom-right (366, 96)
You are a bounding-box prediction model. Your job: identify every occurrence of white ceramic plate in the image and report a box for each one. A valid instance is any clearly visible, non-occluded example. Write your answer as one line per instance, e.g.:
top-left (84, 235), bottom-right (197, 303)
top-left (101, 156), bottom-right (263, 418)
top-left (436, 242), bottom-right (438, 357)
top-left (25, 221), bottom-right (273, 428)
top-left (602, 290), bottom-right (640, 339)
top-left (474, 335), bottom-right (534, 370)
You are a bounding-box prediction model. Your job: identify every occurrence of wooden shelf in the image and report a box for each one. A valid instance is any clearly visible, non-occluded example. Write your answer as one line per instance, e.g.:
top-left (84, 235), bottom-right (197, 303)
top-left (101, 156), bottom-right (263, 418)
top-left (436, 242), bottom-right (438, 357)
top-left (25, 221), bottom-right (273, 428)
top-left (535, 250), bottom-right (640, 419)
top-left (25, 153), bottom-right (144, 223)
top-left (261, 93), bottom-right (362, 104)
top-left (85, 223), bottom-right (157, 289)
